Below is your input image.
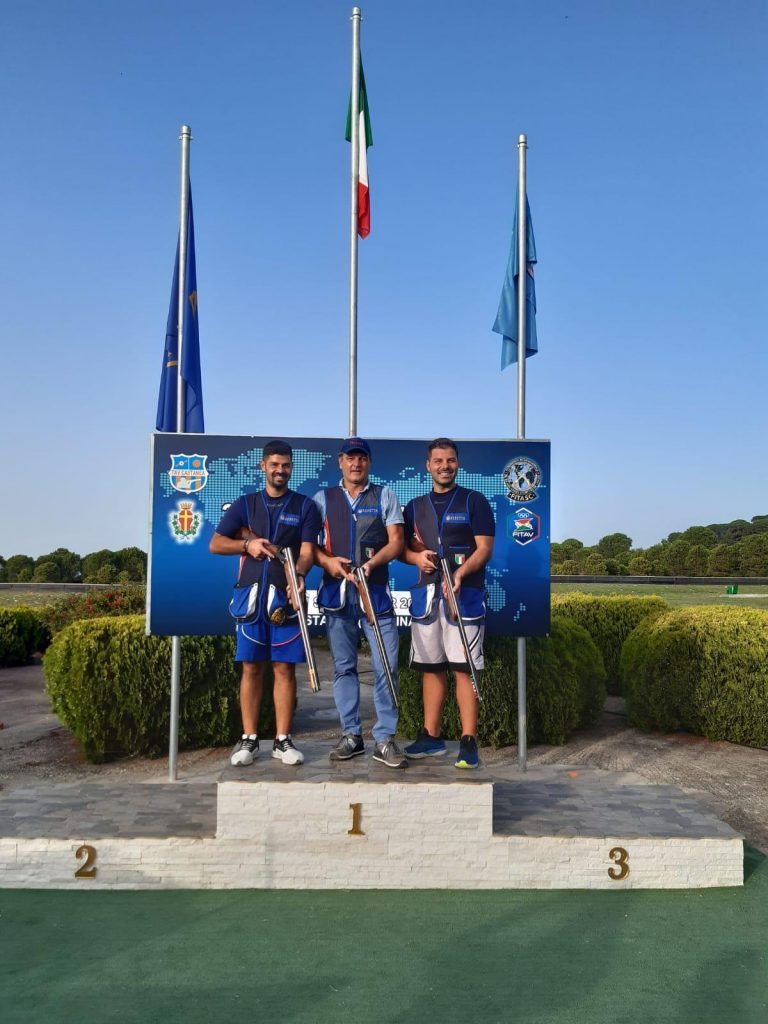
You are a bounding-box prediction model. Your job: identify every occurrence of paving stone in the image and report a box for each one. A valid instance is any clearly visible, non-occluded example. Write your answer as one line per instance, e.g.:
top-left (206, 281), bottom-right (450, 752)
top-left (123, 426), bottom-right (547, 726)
top-left (0, 747), bottom-right (740, 843)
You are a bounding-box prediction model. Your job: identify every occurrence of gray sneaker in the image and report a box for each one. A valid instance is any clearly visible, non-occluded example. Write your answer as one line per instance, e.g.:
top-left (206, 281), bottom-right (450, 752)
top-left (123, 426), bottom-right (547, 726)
top-left (230, 735), bottom-right (259, 766)
top-left (329, 734), bottom-right (365, 761)
top-left (372, 739), bottom-right (408, 769)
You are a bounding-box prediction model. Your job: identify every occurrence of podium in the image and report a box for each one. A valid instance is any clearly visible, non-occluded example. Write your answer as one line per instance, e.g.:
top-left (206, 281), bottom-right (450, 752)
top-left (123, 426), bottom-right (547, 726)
top-left (0, 745), bottom-right (743, 890)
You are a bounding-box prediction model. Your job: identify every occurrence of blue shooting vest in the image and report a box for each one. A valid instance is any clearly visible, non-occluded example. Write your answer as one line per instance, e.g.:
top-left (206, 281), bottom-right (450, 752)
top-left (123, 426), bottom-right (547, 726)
top-left (317, 484), bottom-right (392, 615)
top-left (410, 486), bottom-right (486, 621)
top-left (231, 489), bottom-right (309, 623)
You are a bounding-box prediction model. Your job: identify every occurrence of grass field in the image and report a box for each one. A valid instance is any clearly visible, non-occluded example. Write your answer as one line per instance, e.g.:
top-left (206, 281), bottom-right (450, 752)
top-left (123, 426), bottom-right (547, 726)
top-left (0, 589), bottom-right (70, 608)
top-left (552, 582), bottom-right (768, 610)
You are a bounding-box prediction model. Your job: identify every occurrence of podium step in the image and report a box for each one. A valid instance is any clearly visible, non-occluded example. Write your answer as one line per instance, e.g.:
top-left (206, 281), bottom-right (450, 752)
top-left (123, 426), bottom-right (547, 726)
top-left (0, 748), bottom-right (743, 890)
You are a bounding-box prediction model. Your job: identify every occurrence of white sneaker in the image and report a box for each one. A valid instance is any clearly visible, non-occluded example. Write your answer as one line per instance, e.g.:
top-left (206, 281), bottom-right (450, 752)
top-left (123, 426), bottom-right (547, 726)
top-left (230, 735), bottom-right (259, 766)
top-left (272, 736), bottom-right (304, 765)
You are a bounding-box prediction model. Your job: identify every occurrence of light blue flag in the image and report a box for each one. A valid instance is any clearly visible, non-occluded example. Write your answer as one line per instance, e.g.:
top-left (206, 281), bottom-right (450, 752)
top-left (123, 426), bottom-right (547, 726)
top-left (156, 186), bottom-right (204, 432)
top-left (492, 193), bottom-right (538, 369)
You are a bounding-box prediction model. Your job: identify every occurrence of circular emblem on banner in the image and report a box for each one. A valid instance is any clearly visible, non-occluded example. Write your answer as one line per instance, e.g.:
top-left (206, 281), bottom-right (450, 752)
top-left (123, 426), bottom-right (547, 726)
top-left (502, 458), bottom-right (542, 503)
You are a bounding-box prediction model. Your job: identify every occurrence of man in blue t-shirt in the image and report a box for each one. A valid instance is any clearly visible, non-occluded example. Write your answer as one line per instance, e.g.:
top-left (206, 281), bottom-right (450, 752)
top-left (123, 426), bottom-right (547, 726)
top-left (401, 438), bottom-right (495, 769)
top-left (313, 437), bottom-right (407, 769)
top-left (210, 440), bottom-right (320, 768)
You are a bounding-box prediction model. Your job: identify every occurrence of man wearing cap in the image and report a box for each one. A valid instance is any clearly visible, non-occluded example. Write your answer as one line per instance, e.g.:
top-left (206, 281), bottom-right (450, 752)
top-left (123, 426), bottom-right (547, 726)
top-left (401, 438), bottom-right (495, 769)
top-left (210, 439), bottom-right (320, 768)
top-left (313, 438), bottom-right (407, 769)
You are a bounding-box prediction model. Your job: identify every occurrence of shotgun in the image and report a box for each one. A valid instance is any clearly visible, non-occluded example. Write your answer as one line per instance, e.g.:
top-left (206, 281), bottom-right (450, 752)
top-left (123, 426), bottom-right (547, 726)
top-left (353, 566), bottom-right (399, 709)
top-left (439, 557), bottom-right (482, 702)
top-left (278, 546), bottom-right (321, 693)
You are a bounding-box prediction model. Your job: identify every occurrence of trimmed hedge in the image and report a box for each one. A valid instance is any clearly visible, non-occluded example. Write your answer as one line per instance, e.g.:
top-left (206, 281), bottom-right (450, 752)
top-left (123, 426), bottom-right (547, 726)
top-left (551, 593), bottom-right (669, 694)
top-left (620, 606), bottom-right (768, 746)
top-left (0, 607), bottom-right (51, 667)
top-left (397, 615), bottom-right (607, 747)
top-left (43, 614), bottom-right (273, 762)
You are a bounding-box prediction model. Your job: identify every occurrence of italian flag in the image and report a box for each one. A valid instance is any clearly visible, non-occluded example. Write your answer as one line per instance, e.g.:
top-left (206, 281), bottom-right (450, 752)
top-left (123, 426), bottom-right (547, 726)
top-left (345, 65), bottom-right (373, 238)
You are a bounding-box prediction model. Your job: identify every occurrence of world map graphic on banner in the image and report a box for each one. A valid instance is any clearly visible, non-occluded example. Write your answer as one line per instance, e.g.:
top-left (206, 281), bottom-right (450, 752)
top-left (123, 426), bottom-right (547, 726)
top-left (149, 435), bottom-right (550, 637)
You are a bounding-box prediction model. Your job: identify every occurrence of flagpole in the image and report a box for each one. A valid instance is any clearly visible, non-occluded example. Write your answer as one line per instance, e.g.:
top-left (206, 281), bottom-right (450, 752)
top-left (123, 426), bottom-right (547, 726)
top-left (176, 126), bottom-right (191, 435)
top-left (348, 7), bottom-right (361, 435)
top-left (169, 124), bottom-right (192, 782)
top-left (516, 133), bottom-right (528, 772)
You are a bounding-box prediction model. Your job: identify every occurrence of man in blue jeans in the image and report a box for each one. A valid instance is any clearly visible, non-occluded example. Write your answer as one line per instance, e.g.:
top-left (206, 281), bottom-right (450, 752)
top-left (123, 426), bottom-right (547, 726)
top-left (313, 438), bottom-right (406, 769)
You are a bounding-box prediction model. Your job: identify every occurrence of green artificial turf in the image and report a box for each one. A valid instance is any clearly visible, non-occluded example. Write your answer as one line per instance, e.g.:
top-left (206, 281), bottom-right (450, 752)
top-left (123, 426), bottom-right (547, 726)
top-left (2, 848), bottom-right (766, 1024)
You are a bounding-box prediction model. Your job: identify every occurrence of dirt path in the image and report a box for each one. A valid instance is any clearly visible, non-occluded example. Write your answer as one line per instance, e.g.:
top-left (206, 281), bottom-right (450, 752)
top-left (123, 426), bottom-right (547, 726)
top-left (2, 660), bottom-right (767, 852)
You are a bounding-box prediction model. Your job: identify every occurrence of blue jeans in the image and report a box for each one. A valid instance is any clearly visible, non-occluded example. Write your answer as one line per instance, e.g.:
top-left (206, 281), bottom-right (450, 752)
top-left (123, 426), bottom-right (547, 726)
top-left (325, 602), bottom-right (399, 743)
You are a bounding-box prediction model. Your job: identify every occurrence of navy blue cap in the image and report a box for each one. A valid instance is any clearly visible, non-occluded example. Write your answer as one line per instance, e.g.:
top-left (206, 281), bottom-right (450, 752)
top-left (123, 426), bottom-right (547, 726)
top-left (339, 437), bottom-right (372, 458)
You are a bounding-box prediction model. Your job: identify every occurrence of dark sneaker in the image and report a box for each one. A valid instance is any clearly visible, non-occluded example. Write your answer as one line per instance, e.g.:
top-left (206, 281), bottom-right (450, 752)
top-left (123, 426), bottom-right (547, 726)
top-left (329, 734), bottom-right (365, 761)
top-left (405, 729), bottom-right (447, 759)
top-left (372, 739), bottom-right (408, 769)
top-left (230, 734), bottom-right (259, 766)
top-left (272, 736), bottom-right (304, 765)
top-left (455, 735), bottom-right (479, 770)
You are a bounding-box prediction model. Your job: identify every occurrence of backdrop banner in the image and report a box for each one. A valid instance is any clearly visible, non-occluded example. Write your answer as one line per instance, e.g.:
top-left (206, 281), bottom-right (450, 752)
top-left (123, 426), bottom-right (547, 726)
top-left (147, 434), bottom-right (550, 637)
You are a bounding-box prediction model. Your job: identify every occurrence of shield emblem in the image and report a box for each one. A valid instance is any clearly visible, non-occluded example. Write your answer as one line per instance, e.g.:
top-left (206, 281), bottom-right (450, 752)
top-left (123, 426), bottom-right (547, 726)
top-left (169, 453), bottom-right (209, 494)
top-left (507, 508), bottom-right (540, 546)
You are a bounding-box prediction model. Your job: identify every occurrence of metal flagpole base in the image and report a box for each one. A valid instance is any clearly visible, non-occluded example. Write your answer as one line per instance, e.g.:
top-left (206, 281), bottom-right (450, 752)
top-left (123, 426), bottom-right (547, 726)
top-left (517, 636), bottom-right (527, 771)
top-left (169, 635), bottom-right (181, 781)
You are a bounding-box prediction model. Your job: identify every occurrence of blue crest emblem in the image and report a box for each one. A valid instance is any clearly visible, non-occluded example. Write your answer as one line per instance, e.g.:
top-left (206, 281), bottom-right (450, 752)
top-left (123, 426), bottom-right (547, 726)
top-left (169, 453), bottom-right (209, 494)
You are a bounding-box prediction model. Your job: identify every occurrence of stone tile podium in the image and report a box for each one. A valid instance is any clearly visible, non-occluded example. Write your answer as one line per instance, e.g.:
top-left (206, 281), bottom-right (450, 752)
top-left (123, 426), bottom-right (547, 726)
top-left (0, 743), bottom-right (743, 890)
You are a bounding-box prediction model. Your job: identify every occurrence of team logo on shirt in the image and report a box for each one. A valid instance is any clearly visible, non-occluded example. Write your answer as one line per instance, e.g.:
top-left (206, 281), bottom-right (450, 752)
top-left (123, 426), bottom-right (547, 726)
top-left (502, 458), bottom-right (541, 503)
top-left (507, 508), bottom-right (540, 546)
top-left (169, 454), bottom-right (209, 494)
top-left (169, 501), bottom-right (202, 542)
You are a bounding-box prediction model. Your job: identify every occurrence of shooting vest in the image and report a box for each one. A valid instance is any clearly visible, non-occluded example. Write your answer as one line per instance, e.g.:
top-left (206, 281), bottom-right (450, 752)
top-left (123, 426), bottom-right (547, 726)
top-left (318, 484), bottom-right (392, 614)
top-left (410, 486), bottom-right (486, 621)
top-left (232, 490), bottom-right (309, 622)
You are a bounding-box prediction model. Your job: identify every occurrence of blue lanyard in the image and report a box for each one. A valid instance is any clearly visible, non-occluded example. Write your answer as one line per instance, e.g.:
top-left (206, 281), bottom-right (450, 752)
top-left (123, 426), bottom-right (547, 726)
top-left (429, 488), bottom-right (460, 558)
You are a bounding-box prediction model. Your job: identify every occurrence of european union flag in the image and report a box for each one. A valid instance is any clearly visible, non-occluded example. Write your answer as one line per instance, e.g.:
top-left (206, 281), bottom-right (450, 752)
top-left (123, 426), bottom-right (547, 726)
top-left (492, 192), bottom-right (538, 370)
top-left (156, 187), bottom-right (204, 432)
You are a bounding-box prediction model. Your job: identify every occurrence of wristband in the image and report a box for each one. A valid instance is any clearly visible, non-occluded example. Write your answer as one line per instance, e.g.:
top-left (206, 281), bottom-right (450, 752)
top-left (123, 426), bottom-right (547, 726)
top-left (243, 538), bottom-right (251, 555)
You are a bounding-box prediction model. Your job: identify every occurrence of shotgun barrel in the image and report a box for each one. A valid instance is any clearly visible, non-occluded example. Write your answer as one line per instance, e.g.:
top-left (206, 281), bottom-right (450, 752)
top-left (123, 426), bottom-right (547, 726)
top-left (439, 557), bottom-right (482, 702)
top-left (353, 566), bottom-right (399, 709)
top-left (279, 546), bottom-right (321, 693)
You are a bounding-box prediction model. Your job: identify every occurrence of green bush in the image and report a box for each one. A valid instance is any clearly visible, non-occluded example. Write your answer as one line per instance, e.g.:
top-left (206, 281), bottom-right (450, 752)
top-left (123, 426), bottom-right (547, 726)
top-left (0, 607), bottom-right (51, 667)
top-left (397, 616), bottom-right (606, 747)
top-left (42, 585), bottom-right (147, 636)
top-left (620, 606), bottom-right (768, 746)
top-left (43, 614), bottom-right (274, 762)
top-left (551, 593), bottom-right (669, 694)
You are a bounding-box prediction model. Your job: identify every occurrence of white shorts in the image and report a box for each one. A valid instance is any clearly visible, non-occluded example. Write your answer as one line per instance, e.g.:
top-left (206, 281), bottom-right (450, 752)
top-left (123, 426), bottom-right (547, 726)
top-left (410, 600), bottom-right (485, 673)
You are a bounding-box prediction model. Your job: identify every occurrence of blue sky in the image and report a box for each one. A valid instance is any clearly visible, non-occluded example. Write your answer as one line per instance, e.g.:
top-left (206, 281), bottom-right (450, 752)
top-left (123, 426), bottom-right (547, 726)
top-left (2, 0), bottom-right (766, 558)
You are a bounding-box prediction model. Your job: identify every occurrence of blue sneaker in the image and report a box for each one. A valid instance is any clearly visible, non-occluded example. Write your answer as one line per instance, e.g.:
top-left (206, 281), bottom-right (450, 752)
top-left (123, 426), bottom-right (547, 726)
top-left (405, 729), bottom-right (447, 759)
top-left (455, 735), bottom-right (479, 769)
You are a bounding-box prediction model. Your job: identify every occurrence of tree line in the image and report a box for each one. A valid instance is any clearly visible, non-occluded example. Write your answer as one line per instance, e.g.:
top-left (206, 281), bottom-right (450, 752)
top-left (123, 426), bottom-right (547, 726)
top-left (0, 548), bottom-right (147, 584)
top-left (3, 513), bottom-right (767, 584)
top-left (552, 515), bottom-right (768, 577)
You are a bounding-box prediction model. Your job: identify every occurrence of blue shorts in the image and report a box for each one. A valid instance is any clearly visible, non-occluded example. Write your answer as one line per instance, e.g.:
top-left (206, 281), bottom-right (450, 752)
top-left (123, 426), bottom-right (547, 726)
top-left (235, 619), bottom-right (306, 664)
